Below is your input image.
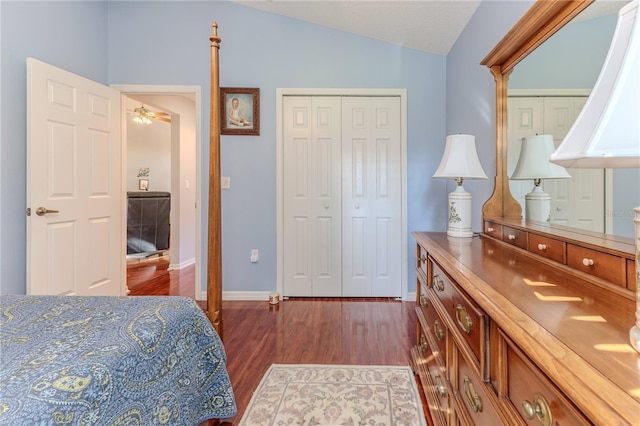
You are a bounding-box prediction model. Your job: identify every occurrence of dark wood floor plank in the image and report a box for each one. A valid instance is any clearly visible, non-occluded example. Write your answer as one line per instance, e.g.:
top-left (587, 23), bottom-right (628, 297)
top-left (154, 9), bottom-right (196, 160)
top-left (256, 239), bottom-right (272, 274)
top-left (127, 258), bottom-right (429, 425)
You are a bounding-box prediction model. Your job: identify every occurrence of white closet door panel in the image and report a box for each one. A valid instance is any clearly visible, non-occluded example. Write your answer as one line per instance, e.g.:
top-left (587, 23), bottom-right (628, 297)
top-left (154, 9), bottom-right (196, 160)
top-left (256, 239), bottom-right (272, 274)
top-left (543, 97), bottom-right (604, 231)
top-left (283, 96), bottom-right (342, 296)
top-left (370, 98), bottom-right (402, 296)
top-left (507, 97), bottom-right (544, 213)
top-left (284, 97), bottom-right (313, 295)
top-left (544, 98), bottom-right (574, 138)
top-left (342, 97), bottom-right (401, 297)
top-left (310, 97), bottom-right (342, 296)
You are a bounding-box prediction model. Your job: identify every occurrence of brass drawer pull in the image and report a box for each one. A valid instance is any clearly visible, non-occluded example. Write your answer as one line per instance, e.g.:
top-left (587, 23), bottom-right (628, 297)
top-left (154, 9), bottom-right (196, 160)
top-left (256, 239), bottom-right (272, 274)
top-left (456, 304), bottom-right (473, 334)
top-left (522, 393), bottom-right (553, 426)
top-left (434, 374), bottom-right (447, 399)
top-left (433, 275), bottom-right (444, 292)
top-left (537, 243), bottom-right (547, 250)
top-left (487, 226), bottom-right (494, 232)
top-left (420, 335), bottom-right (429, 352)
top-left (433, 320), bottom-right (444, 342)
top-left (463, 376), bottom-right (482, 413)
top-left (419, 254), bottom-right (427, 264)
top-left (420, 295), bottom-right (428, 308)
top-left (508, 234), bottom-right (517, 240)
top-left (582, 257), bottom-right (595, 266)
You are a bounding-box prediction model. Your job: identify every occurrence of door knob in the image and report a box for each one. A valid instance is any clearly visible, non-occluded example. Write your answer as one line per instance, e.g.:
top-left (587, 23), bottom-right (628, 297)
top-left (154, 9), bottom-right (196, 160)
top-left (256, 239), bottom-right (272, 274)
top-left (35, 207), bottom-right (59, 216)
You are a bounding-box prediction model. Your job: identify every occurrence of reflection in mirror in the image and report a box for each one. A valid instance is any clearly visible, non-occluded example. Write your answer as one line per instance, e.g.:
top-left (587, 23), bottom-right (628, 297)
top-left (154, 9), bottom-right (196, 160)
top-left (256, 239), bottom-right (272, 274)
top-left (507, 1), bottom-right (638, 238)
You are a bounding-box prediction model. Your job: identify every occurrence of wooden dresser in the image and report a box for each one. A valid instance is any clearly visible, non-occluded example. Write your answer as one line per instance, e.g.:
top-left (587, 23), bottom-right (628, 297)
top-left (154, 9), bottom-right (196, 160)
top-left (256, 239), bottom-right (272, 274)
top-left (410, 221), bottom-right (639, 425)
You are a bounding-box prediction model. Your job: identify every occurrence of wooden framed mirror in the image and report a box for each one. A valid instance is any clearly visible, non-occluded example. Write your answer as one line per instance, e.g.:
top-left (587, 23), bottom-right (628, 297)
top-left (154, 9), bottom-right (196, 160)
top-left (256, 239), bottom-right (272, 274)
top-left (480, 0), bottom-right (595, 220)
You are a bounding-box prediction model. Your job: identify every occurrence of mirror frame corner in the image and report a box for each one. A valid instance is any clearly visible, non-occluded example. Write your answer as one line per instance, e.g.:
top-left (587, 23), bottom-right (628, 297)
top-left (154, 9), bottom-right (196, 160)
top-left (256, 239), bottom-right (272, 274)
top-left (480, 0), bottom-right (595, 220)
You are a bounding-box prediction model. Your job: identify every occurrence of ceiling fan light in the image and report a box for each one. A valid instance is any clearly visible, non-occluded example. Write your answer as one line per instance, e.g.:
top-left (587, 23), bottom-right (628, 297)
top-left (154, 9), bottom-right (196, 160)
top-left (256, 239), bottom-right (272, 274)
top-left (133, 114), bottom-right (152, 125)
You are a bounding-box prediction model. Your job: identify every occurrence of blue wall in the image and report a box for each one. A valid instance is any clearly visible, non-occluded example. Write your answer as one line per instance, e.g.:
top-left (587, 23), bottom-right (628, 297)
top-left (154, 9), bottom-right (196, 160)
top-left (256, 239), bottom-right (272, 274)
top-left (1, 0), bottom-right (450, 295)
top-left (1, 0), bottom-right (554, 295)
top-left (446, 0), bottom-right (535, 220)
top-left (0, 1), bottom-right (110, 295)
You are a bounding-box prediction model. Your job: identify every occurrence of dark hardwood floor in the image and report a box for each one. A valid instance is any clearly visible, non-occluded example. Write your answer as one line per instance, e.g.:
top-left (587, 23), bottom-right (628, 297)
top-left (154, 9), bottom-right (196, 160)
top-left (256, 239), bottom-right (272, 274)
top-left (127, 256), bottom-right (429, 425)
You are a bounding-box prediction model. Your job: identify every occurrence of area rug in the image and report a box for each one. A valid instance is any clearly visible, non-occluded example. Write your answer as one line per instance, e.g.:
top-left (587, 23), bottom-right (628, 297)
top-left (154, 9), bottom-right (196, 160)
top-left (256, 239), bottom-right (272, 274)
top-left (238, 364), bottom-right (427, 426)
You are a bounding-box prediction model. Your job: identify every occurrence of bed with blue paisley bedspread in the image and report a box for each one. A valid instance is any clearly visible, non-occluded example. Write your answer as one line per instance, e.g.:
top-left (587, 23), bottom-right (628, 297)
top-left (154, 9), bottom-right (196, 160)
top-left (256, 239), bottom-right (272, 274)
top-left (0, 295), bottom-right (236, 425)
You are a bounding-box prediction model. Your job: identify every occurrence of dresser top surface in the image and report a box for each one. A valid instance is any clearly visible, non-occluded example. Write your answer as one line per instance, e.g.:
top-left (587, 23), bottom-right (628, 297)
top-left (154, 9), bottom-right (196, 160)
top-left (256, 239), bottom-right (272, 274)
top-left (412, 231), bottom-right (640, 420)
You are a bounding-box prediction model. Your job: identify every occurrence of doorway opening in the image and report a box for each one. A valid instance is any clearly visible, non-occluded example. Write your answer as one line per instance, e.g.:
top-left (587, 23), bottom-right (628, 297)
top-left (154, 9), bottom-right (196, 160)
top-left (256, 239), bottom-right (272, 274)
top-left (114, 85), bottom-right (203, 300)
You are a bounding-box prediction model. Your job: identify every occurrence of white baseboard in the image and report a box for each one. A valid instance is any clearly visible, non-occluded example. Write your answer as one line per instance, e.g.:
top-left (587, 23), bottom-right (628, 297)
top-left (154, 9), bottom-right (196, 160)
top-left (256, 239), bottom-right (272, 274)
top-left (197, 290), bottom-right (270, 302)
top-left (198, 291), bottom-right (417, 302)
top-left (167, 257), bottom-right (195, 271)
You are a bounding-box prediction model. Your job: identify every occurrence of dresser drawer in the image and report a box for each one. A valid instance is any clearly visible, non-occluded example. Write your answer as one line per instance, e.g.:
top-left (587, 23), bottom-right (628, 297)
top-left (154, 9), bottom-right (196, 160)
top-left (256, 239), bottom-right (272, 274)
top-left (431, 262), bottom-right (457, 314)
top-left (528, 233), bottom-right (566, 264)
top-left (484, 220), bottom-right (503, 240)
top-left (567, 244), bottom-right (626, 286)
top-left (455, 345), bottom-right (501, 425)
top-left (419, 285), bottom-right (447, 358)
top-left (432, 262), bottom-right (488, 376)
top-left (628, 259), bottom-right (636, 292)
top-left (413, 328), bottom-right (449, 424)
top-left (503, 226), bottom-right (528, 250)
top-left (502, 334), bottom-right (590, 426)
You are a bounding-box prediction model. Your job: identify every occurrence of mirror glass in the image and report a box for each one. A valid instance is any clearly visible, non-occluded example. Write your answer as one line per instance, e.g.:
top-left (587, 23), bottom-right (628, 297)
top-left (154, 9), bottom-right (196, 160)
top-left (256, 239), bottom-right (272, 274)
top-left (506, 0), bottom-right (638, 238)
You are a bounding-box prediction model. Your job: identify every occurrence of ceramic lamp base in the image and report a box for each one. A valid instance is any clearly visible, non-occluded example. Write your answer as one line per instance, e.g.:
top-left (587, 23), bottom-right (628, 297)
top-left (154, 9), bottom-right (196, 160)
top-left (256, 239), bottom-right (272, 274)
top-left (447, 185), bottom-right (473, 238)
top-left (525, 185), bottom-right (551, 223)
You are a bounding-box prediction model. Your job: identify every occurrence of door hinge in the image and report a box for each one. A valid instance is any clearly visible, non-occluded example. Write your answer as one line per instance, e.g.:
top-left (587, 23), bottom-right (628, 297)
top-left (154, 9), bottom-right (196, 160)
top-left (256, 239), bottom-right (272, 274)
top-left (26, 207), bottom-right (31, 216)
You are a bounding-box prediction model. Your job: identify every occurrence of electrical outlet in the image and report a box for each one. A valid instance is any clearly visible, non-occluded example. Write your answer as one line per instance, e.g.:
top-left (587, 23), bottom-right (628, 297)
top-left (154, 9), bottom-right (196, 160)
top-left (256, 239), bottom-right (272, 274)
top-left (250, 249), bottom-right (259, 263)
top-left (221, 177), bottom-right (230, 189)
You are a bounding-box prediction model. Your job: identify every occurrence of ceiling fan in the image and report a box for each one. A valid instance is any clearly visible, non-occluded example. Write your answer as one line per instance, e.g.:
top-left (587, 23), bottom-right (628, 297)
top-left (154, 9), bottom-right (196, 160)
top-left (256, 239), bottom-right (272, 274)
top-left (129, 104), bottom-right (171, 124)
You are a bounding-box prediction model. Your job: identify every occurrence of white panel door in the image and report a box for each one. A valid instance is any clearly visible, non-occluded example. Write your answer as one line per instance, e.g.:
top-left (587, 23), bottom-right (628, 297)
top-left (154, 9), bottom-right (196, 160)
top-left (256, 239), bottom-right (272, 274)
top-left (283, 96), bottom-right (342, 296)
top-left (342, 97), bottom-right (401, 297)
top-left (542, 97), bottom-right (604, 231)
top-left (27, 58), bottom-right (123, 295)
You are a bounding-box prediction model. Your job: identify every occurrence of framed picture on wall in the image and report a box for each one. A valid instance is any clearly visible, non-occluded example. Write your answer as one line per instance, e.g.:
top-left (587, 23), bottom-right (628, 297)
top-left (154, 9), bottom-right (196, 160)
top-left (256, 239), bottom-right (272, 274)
top-left (220, 87), bottom-right (260, 136)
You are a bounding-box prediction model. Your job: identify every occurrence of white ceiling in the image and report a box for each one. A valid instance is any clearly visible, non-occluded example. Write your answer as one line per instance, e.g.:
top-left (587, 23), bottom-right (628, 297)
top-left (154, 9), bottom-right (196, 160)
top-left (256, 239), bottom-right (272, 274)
top-left (233, 0), bottom-right (482, 55)
top-left (232, 0), bottom-right (627, 55)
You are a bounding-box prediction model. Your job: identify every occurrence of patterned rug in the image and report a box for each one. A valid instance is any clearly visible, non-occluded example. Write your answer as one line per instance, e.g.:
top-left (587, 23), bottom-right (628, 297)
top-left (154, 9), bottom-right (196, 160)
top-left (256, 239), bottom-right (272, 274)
top-left (238, 364), bottom-right (427, 426)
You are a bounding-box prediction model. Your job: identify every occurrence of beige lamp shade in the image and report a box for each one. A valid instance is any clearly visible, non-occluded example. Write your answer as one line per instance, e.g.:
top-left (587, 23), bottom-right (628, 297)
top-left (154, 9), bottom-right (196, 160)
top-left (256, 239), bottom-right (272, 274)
top-left (433, 134), bottom-right (488, 180)
top-left (550, 0), bottom-right (640, 169)
top-left (511, 135), bottom-right (571, 180)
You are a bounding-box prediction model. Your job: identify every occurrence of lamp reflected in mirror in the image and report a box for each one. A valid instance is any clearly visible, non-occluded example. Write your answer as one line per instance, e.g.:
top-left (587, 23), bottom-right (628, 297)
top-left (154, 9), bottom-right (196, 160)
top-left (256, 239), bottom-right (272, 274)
top-left (511, 134), bottom-right (571, 222)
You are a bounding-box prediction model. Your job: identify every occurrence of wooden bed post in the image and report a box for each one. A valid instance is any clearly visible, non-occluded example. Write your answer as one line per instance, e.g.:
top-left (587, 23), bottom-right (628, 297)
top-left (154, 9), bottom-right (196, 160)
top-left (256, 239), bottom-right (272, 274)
top-left (207, 22), bottom-right (223, 338)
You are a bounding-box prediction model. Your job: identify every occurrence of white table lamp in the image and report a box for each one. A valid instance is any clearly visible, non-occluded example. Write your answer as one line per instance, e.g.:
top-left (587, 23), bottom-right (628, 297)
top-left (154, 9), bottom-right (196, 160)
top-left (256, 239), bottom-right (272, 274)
top-left (510, 134), bottom-right (571, 222)
top-left (433, 134), bottom-right (488, 238)
top-left (549, 1), bottom-right (640, 352)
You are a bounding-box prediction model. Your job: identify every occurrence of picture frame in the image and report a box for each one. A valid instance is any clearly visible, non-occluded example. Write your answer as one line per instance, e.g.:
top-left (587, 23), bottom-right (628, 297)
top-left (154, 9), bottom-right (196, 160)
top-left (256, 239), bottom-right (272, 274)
top-left (220, 87), bottom-right (260, 136)
top-left (138, 179), bottom-right (149, 191)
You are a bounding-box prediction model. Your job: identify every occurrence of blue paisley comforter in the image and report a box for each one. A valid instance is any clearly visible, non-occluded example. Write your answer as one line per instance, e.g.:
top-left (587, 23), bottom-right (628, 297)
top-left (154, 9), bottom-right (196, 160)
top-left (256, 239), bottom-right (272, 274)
top-left (0, 295), bottom-right (236, 425)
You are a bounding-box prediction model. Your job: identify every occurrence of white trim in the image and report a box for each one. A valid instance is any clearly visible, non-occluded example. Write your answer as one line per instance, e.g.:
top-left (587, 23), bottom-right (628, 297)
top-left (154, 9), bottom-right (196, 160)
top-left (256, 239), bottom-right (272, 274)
top-left (112, 84), bottom-right (203, 298)
top-left (276, 88), bottom-right (409, 300)
top-left (168, 257), bottom-right (195, 271)
top-left (508, 88), bottom-right (592, 97)
top-left (221, 291), bottom-right (271, 301)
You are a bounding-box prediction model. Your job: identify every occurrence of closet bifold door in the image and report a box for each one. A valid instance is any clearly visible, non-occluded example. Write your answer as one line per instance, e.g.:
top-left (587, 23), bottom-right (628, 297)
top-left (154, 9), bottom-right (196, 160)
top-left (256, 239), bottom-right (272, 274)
top-left (341, 96), bottom-right (402, 298)
top-left (282, 96), bottom-right (342, 297)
